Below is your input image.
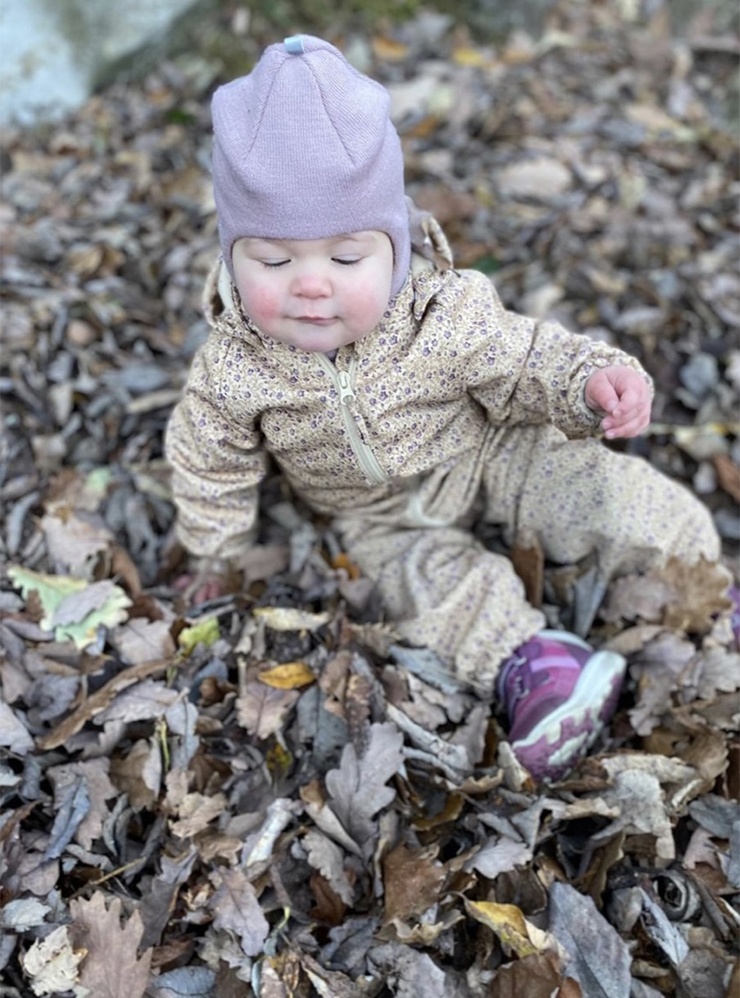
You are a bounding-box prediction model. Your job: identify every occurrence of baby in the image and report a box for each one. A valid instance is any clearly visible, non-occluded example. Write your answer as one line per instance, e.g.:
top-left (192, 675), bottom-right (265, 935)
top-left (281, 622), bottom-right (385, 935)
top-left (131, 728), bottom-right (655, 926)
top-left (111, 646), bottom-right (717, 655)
top-left (165, 35), bottom-right (722, 780)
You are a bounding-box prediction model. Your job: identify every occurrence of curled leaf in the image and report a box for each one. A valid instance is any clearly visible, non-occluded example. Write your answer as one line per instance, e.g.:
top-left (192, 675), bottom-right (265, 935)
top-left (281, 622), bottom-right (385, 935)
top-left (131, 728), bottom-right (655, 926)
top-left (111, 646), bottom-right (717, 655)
top-left (258, 661), bottom-right (316, 689)
top-left (464, 900), bottom-right (539, 958)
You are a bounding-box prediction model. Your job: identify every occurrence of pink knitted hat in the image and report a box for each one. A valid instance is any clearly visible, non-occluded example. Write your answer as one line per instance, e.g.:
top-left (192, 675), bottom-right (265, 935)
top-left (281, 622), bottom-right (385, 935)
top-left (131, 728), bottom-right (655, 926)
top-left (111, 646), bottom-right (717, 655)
top-left (211, 35), bottom-right (410, 298)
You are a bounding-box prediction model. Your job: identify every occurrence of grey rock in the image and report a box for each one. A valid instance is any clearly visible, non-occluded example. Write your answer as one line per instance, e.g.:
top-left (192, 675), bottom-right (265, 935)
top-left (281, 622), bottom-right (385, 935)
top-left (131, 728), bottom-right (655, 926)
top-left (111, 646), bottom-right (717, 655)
top-left (679, 352), bottom-right (720, 399)
top-left (0, 0), bottom-right (206, 127)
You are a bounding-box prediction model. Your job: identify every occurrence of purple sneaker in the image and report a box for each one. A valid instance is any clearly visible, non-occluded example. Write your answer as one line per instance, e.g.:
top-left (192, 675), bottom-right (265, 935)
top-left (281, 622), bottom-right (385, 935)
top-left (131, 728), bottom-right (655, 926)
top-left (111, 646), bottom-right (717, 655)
top-left (498, 630), bottom-right (627, 782)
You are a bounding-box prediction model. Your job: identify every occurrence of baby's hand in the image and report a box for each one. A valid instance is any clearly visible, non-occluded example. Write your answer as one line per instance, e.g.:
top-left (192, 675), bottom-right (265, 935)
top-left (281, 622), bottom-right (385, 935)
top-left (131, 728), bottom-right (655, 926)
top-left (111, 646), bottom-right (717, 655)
top-left (585, 365), bottom-right (652, 439)
top-left (173, 557), bottom-right (235, 604)
top-left (173, 572), bottom-right (226, 604)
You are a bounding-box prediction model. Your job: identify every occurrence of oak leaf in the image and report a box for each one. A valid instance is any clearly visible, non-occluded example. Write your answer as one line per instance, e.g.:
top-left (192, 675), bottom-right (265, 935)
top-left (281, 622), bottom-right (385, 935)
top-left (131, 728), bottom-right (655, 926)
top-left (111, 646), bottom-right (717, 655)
top-left (69, 892), bottom-right (152, 998)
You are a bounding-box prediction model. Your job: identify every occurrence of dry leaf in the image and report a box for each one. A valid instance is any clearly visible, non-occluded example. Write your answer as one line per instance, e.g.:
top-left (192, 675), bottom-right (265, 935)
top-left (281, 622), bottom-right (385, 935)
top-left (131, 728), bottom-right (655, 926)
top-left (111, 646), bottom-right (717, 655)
top-left (37, 658), bottom-right (170, 750)
top-left (110, 619), bottom-right (176, 665)
top-left (712, 453), bottom-right (740, 502)
top-left (603, 557), bottom-right (731, 634)
top-left (209, 867), bottom-right (270, 957)
top-left (48, 758), bottom-right (118, 851)
top-left (21, 925), bottom-right (87, 997)
top-left (467, 835), bottom-right (534, 880)
top-left (382, 842), bottom-right (446, 923)
top-left (548, 882), bottom-right (632, 998)
top-left (490, 952), bottom-right (583, 998)
top-left (69, 892), bottom-right (152, 998)
top-left (303, 828), bottom-right (355, 905)
top-left (40, 509), bottom-right (114, 576)
top-left (252, 606), bottom-right (330, 632)
top-left (0, 699), bottom-right (35, 754)
top-left (325, 722), bottom-right (404, 849)
top-left (110, 737), bottom-right (163, 809)
top-left (236, 681), bottom-right (300, 739)
top-left (258, 661), bottom-right (316, 689)
top-left (169, 791), bottom-right (227, 838)
top-left (1, 898), bottom-right (51, 931)
top-left (464, 900), bottom-right (539, 957)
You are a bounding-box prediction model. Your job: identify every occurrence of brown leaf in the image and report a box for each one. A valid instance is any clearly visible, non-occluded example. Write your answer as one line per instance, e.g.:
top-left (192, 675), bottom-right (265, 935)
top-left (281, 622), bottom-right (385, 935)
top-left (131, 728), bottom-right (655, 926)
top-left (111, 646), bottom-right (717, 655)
top-left (604, 557), bottom-right (731, 634)
top-left (712, 453), bottom-right (740, 502)
top-left (209, 867), bottom-right (270, 957)
top-left (236, 681), bottom-right (300, 739)
top-left (109, 619), bottom-right (176, 665)
top-left (69, 892), bottom-right (152, 998)
top-left (309, 871), bottom-right (348, 925)
top-left (169, 791), bottom-right (227, 839)
top-left (37, 658), bottom-right (171, 750)
top-left (490, 952), bottom-right (582, 998)
top-left (110, 738), bottom-right (162, 809)
top-left (681, 728), bottom-right (729, 791)
top-left (465, 900), bottom-right (539, 957)
top-left (48, 758), bottom-right (118, 850)
top-left (511, 530), bottom-right (545, 606)
top-left (382, 842), bottom-right (447, 923)
top-left (40, 510), bottom-right (113, 577)
top-left (303, 828), bottom-right (354, 905)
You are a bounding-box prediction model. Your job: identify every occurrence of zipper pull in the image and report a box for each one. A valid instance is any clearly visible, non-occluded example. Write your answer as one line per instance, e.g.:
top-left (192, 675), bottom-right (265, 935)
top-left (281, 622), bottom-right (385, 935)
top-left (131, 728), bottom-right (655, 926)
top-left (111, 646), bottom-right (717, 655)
top-left (337, 370), bottom-right (354, 404)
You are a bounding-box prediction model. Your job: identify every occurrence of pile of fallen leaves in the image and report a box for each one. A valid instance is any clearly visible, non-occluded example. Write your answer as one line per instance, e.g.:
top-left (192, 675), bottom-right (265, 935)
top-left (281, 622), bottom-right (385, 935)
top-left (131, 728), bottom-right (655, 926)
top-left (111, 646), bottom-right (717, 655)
top-left (1, 2), bottom-right (739, 996)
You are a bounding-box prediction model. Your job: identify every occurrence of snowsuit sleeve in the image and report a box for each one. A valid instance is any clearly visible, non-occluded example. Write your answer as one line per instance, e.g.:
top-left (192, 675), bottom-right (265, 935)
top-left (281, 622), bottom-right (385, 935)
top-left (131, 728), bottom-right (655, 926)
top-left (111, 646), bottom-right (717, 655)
top-left (165, 334), bottom-right (268, 559)
top-left (450, 269), bottom-right (653, 437)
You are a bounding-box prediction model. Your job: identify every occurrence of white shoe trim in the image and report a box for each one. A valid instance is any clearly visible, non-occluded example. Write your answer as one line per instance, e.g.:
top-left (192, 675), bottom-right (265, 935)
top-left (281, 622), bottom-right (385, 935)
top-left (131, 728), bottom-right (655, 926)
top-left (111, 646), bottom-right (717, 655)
top-left (538, 628), bottom-right (592, 652)
top-left (511, 648), bottom-right (626, 751)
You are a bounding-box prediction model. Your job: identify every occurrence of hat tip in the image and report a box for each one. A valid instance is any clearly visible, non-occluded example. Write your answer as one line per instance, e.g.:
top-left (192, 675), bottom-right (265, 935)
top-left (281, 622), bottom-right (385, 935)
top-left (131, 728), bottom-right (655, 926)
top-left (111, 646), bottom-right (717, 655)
top-left (283, 35), bottom-right (305, 54)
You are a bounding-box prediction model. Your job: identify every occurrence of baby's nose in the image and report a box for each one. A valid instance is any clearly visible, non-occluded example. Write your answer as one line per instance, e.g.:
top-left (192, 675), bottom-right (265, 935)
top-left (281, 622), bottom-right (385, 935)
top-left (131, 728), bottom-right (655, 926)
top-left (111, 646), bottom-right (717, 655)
top-left (292, 271), bottom-right (331, 297)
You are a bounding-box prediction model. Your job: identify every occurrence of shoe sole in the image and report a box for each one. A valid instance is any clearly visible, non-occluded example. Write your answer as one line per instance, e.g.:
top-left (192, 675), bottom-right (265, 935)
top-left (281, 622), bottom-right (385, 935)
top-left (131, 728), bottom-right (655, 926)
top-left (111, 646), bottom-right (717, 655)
top-left (511, 645), bottom-right (626, 782)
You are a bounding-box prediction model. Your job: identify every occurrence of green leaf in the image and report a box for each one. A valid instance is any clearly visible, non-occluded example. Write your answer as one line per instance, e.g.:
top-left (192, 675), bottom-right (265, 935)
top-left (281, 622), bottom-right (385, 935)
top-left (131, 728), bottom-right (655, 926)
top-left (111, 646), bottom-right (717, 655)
top-left (177, 617), bottom-right (220, 655)
top-left (7, 566), bottom-right (131, 649)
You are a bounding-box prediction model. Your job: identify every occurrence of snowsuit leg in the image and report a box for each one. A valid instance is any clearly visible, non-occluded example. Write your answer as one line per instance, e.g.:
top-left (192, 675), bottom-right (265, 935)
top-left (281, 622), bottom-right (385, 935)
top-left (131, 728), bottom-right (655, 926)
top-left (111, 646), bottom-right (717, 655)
top-left (338, 516), bottom-right (545, 690)
top-left (335, 426), bottom-right (720, 688)
top-left (479, 425), bottom-right (720, 580)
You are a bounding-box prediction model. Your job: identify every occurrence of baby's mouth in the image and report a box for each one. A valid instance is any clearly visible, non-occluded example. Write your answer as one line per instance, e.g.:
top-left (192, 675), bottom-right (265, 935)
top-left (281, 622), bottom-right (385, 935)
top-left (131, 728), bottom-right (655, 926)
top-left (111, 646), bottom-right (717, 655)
top-left (295, 316), bottom-right (336, 326)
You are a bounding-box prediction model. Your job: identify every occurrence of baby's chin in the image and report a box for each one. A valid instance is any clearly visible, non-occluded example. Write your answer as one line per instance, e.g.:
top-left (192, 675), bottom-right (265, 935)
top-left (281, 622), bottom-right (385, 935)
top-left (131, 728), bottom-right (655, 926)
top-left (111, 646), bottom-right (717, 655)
top-left (266, 324), bottom-right (372, 353)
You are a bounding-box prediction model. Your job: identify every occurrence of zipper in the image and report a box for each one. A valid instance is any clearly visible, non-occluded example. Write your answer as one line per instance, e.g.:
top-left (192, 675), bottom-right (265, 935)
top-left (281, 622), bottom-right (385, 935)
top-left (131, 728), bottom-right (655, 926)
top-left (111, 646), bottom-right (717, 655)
top-left (317, 354), bottom-right (388, 485)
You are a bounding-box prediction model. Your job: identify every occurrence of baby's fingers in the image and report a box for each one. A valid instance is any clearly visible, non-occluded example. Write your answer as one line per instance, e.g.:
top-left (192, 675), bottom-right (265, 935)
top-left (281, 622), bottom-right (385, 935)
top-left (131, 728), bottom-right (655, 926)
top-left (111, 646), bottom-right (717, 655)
top-left (603, 406), bottom-right (650, 439)
top-left (614, 380), bottom-right (648, 413)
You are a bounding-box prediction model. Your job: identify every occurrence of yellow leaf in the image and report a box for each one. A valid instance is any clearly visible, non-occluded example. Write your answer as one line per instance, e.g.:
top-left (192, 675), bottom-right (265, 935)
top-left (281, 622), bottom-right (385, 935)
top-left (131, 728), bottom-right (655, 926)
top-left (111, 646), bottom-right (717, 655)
top-left (331, 552), bottom-right (361, 579)
top-left (414, 793), bottom-right (464, 830)
top-left (372, 36), bottom-right (409, 62)
top-left (258, 662), bottom-right (315, 689)
top-left (452, 47), bottom-right (489, 67)
top-left (464, 900), bottom-right (538, 957)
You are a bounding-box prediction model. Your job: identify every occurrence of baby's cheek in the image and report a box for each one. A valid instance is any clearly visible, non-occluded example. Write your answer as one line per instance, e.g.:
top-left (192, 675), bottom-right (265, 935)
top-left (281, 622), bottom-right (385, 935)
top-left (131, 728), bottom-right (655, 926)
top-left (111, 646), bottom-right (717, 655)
top-left (354, 285), bottom-right (390, 322)
top-left (244, 286), bottom-right (282, 326)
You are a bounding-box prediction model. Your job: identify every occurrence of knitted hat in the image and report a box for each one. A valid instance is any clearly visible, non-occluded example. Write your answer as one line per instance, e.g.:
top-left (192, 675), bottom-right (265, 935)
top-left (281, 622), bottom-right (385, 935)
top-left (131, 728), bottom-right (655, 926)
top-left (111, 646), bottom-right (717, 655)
top-left (211, 35), bottom-right (410, 298)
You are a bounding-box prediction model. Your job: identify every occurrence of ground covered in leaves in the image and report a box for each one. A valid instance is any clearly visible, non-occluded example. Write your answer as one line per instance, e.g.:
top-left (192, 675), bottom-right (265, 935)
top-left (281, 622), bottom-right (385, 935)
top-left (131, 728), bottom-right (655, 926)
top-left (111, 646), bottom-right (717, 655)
top-left (1, 2), bottom-right (739, 996)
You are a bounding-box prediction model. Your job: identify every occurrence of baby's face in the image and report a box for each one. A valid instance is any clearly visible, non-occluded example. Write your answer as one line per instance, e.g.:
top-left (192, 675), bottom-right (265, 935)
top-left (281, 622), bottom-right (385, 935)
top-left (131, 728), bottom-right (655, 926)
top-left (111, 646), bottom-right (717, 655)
top-left (231, 231), bottom-right (394, 352)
